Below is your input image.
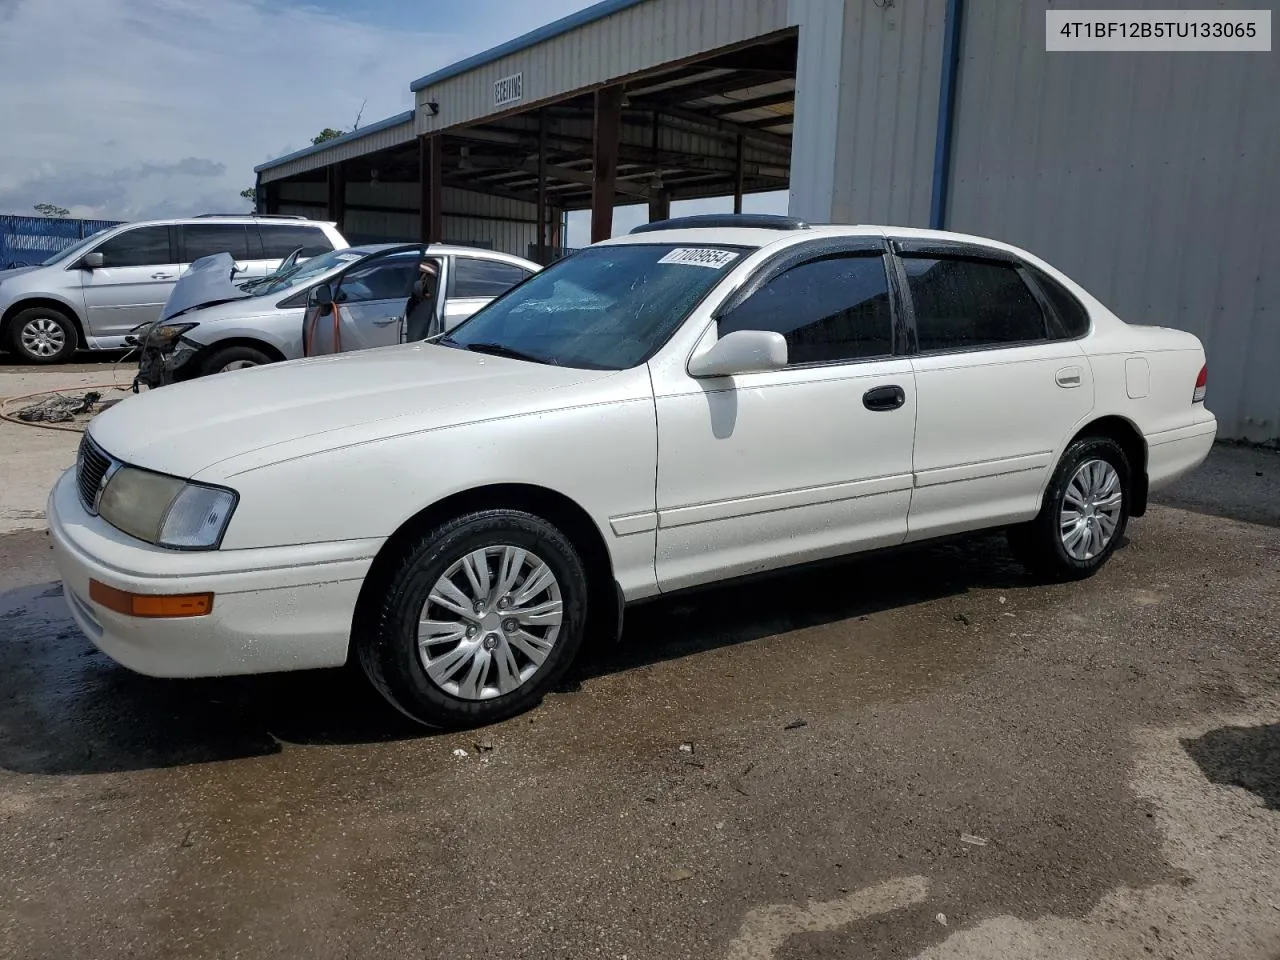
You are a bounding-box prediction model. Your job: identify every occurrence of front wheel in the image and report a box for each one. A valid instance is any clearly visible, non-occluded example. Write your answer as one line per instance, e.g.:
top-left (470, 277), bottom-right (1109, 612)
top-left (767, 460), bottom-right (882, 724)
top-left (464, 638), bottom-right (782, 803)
top-left (1009, 436), bottom-right (1131, 581)
top-left (357, 510), bottom-right (589, 728)
top-left (198, 344), bottom-right (273, 376)
top-left (8, 307), bottom-right (78, 363)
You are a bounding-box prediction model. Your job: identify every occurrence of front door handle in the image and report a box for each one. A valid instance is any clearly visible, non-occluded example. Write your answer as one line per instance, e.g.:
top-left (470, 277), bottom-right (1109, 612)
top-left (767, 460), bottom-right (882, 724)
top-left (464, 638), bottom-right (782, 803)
top-left (1056, 366), bottom-right (1083, 388)
top-left (151, 273), bottom-right (175, 280)
top-left (863, 384), bottom-right (906, 412)
top-left (371, 316), bottom-right (402, 326)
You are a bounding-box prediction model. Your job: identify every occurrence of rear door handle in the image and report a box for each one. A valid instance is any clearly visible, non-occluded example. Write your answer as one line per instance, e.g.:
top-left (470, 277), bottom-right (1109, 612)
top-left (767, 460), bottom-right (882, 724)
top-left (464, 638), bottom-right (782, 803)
top-left (1056, 365), bottom-right (1083, 388)
top-left (863, 384), bottom-right (906, 412)
top-left (371, 316), bottom-right (402, 326)
top-left (151, 273), bottom-right (174, 280)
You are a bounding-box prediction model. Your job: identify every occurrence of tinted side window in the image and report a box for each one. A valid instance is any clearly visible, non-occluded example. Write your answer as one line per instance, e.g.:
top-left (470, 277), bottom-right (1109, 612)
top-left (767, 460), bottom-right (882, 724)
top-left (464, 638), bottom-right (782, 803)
top-left (451, 258), bottom-right (528, 298)
top-left (903, 256), bottom-right (1046, 351)
top-left (259, 224), bottom-right (333, 258)
top-left (717, 253), bottom-right (893, 365)
top-left (95, 226), bottom-right (172, 268)
top-left (336, 255), bottom-right (419, 303)
top-left (182, 224), bottom-right (250, 262)
top-left (1028, 266), bottom-right (1090, 339)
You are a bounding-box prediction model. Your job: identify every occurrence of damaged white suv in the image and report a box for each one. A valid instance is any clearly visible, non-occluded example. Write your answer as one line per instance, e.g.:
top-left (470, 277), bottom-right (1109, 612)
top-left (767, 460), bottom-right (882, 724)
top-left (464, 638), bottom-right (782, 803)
top-left (48, 215), bottom-right (1216, 728)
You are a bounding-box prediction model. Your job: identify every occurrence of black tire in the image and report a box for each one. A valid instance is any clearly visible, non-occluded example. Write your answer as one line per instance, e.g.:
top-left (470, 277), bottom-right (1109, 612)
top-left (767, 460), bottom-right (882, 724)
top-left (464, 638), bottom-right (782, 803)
top-left (357, 509), bottom-right (589, 729)
top-left (6, 306), bottom-right (78, 364)
top-left (198, 344), bottom-right (273, 377)
top-left (1008, 435), bottom-right (1132, 581)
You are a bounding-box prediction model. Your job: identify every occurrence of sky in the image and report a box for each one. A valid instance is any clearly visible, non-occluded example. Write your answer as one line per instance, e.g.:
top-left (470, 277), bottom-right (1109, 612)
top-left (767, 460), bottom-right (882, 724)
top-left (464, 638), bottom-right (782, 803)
top-left (0, 0), bottom-right (785, 246)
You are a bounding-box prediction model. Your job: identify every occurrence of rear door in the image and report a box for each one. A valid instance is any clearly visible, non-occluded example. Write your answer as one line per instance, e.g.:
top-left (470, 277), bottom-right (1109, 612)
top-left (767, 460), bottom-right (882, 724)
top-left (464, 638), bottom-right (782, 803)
top-left (80, 224), bottom-right (180, 337)
top-left (178, 223), bottom-right (257, 278)
top-left (892, 239), bottom-right (1095, 540)
top-left (443, 256), bottom-right (531, 330)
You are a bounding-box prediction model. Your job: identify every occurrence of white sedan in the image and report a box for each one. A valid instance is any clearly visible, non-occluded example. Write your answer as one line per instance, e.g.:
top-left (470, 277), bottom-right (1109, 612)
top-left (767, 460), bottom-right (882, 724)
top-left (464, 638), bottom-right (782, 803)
top-left (48, 215), bottom-right (1217, 728)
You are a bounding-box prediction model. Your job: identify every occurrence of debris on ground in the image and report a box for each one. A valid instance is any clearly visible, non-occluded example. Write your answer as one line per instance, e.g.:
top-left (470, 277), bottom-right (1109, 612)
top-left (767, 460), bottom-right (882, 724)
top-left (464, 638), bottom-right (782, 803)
top-left (474, 738), bottom-right (494, 753)
top-left (451, 748), bottom-right (468, 758)
top-left (665, 866), bottom-right (694, 882)
top-left (784, 719), bottom-right (808, 730)
top-left (679, 742), bottom-right (694, 753)
top-left (954, 613), bottom-right (971, 626)
top-left (998, 595), bottom-right (1008, 604)
top-left (936, 912), bottom-right (948, 926)
top-left (13, 391), bottom-right (101, 423)
top-left (960, 833), bottom-right (989, 846)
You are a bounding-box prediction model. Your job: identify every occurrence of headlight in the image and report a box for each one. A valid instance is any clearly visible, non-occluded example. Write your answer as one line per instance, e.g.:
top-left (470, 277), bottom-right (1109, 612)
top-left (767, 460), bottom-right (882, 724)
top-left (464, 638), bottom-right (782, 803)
top-left (146, 322), bottom-right (199, 346)
top-left (97, 466), bottom-right (237, 549)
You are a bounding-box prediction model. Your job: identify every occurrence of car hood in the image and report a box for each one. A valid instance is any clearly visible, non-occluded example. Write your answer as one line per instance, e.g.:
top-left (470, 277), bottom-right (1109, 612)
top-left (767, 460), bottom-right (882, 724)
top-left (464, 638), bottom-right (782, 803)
top-left (160, 253), bottom-right (255, 321)
top-left (87, 343), bottom-right (622, 481)
top-left (0, 264), bottom-right (43, 280)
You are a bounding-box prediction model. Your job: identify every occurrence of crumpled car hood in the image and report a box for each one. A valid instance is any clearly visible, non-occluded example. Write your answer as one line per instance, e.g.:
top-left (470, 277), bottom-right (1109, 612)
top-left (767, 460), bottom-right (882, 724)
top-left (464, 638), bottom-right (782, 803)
top-left (160, 253), bottom-right (255, 321)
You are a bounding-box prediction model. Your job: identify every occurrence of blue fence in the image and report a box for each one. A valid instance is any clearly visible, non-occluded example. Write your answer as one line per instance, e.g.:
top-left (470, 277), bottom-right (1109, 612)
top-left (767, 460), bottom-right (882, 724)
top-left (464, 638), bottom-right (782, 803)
top-left (0, 214), bottom-right (123, 270)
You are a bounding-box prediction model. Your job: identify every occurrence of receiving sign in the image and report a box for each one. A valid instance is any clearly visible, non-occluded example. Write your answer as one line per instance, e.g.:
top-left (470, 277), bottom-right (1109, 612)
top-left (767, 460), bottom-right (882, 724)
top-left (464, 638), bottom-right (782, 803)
top-left (494, 72), bottom-right (524, 107)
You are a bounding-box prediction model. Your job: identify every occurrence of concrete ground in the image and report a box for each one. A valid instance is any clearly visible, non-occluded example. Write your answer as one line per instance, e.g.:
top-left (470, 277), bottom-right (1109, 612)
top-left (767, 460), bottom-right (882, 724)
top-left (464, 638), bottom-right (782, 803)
top-left (0, 361), bottom-right (1278, 959)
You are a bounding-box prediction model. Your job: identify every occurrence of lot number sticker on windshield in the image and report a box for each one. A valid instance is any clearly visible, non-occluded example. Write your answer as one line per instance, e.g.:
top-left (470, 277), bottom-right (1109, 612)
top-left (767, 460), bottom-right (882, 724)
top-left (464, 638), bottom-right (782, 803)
top-left (658, 248), bottom-right (740, 269)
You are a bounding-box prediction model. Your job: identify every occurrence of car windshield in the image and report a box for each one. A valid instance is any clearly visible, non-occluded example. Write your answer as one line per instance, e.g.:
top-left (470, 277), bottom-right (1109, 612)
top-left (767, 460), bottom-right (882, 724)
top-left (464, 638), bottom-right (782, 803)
top-left (441, 243), bottom-right (747, 370)
top-left (251, 247), bottom-right (367, 296)
top-left (41, 232), bottom-right (104, 266)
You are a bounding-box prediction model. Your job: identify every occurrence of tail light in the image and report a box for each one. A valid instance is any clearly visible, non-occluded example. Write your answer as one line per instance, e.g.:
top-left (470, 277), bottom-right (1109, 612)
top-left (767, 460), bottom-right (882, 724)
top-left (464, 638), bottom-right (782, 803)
top-left (1192, 364), bottom-right (1207, 403)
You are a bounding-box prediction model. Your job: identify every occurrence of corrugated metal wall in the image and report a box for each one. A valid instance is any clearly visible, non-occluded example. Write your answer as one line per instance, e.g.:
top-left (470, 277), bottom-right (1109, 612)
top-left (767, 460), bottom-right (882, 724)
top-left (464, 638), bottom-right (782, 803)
top-left (788, 0), bottom-right (946, 226)
top-left (277, 181), bottom-right (538, 256)
top-left (947, 0), bottom-right (1279, 442)
top-left (415, 0), bottom-right (790, 133)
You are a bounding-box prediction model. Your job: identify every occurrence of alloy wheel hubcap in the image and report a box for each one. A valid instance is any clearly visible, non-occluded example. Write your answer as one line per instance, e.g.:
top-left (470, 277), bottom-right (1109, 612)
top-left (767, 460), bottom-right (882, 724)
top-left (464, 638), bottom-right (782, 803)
top-left (1060, 459), bottom-right (1123, 560)
top-left (20, 317), bottom-right (66, 358)
top-left (219, 360), bottom-right (259, 372)
top-left (417, 545), bottom-right (563, 700)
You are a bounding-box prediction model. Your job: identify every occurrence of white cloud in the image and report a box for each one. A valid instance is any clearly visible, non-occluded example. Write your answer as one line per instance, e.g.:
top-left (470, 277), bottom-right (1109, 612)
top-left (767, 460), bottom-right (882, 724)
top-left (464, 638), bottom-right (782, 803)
top-left (0, 0), bottom-right (594, 220)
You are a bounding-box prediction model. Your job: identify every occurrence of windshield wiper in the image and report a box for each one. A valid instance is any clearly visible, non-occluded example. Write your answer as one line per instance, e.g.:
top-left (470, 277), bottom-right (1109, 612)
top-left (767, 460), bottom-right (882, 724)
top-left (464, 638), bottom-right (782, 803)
top-left (460, 341), bottom-right (550, 364)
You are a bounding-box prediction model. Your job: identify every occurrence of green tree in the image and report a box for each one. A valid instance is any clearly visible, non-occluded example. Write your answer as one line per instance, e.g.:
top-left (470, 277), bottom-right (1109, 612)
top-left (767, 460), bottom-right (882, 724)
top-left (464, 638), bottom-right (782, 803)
top-left (239, 188), bottom-right (256, 201)
top-left (34, 202), bottom-right (70, 218)
top-left (311, 128), bottom-right (345, 145)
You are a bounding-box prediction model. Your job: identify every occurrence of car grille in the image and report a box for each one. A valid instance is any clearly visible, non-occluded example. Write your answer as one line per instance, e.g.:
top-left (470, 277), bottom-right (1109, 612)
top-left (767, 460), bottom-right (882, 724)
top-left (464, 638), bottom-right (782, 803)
top-left (76, 434), bottom-right (114, 514)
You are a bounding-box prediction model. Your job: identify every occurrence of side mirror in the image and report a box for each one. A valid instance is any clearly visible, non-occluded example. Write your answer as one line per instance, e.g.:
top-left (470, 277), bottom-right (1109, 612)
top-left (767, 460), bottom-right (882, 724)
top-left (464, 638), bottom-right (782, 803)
top-left (688, 329), bottom-right (788, 378)
top-left (311, 283), bottom-right (334, 315)
top-left (80, 252), bottom-right (104, 270)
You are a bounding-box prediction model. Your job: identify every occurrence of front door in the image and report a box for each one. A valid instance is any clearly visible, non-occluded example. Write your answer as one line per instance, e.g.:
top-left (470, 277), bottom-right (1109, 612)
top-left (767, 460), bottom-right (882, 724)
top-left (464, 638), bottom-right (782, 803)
top-left (895, 245), bottom-right (1095, 540)
top-left (80, 224), bottom-right (180, 339)
top-left (653, 245), bottom-right (917, 592)
top-left (332, 247), bottom-right (426, 352)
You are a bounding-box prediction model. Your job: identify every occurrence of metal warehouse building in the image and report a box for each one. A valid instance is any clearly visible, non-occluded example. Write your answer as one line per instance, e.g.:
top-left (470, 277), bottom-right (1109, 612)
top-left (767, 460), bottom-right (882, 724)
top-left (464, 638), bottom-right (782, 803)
top-left (255, 0), bottom-right (1278, 443)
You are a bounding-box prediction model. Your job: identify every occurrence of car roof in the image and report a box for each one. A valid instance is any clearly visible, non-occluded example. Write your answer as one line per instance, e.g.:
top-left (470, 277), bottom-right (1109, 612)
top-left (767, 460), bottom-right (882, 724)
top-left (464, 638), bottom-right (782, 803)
top-left (599, 222), bottom-right (1042, 262)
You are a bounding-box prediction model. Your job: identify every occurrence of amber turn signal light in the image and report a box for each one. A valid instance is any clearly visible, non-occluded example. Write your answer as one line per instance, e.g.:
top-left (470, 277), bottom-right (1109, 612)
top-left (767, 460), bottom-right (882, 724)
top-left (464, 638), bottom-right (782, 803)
top-left (89, 579), bottom-right (214, 618)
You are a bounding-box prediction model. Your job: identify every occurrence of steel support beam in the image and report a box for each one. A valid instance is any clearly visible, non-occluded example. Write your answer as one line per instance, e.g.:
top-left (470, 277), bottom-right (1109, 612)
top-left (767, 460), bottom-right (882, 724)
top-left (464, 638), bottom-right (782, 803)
top-left (536, 109), bottom-right (548, 264)
top-left (326, 163), bottom-right (345, 231)
top-left (419, 134), bottom-right (443, 243)
top-left (733, 134), bottom-right (745, 214)
top-left (591, 85), bottom-right (623, 243)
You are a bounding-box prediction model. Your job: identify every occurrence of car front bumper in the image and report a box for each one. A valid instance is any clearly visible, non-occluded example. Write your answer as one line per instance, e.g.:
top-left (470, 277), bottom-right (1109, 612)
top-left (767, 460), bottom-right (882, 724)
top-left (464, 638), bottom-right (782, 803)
top-left (47, 468), bottom-right (379, 677)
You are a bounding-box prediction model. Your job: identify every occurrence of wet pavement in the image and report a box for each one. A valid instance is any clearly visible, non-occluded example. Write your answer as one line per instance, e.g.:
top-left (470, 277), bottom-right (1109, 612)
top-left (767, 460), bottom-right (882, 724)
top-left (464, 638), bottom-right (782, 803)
top-left (1, 447), bottom-right (1278, 959)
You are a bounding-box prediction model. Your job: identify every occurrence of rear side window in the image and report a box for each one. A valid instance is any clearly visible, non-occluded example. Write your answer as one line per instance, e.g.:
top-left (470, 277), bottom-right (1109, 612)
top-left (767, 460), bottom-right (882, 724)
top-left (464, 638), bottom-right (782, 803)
top-left (1028, 266), bottom-right (1090, 339)
top-left (451, 258), bottom-right (529, 298)
top-left (181, 224), bottom-right (251, 262)
top-left (258, 224), bottom-right (333, 259)
top-left (903, 256), bottom-right (1047, 352)
top-left (94, 226), bottom-right (173, 268)
top-left (718, 253), bottom-right (893, 365)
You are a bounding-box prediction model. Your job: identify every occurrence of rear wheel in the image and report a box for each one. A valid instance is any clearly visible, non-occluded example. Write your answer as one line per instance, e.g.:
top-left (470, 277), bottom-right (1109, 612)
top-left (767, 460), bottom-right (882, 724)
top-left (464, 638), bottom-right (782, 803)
top-left (1009, 436), bottom-right (1131, 580)
top-left (357, 509), bottom-right (589, 728)
top-left (7, 306), bottom-right (78, 364)
top-left (198, 344), bottom-right (273, 376)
